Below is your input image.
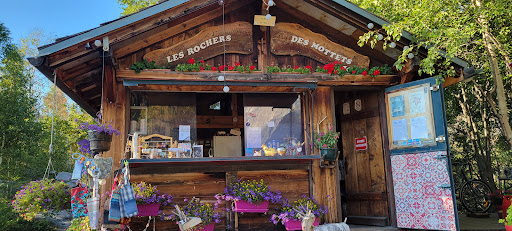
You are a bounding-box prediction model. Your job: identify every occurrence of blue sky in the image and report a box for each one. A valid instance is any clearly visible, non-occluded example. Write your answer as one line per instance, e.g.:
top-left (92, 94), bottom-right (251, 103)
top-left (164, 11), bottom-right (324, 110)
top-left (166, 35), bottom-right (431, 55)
top-left (0, 0), bottom-right (123, 45)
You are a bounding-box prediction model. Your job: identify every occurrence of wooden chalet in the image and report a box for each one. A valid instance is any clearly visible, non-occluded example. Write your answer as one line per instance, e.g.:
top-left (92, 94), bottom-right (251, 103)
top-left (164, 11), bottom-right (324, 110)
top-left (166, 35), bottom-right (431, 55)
top-left (29, 0), bottom-right (471, 230)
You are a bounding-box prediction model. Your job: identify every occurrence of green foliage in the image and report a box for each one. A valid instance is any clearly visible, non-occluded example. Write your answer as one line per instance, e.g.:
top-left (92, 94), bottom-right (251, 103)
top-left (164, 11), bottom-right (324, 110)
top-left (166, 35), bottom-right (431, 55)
top-left (11, 179), bottom-right (70, 221)
top-left (314, 125), bottom-right (340, 149)
top-left (499, 203), bottom-right (512, 225)
top-left (66, 216), bottom-right (90, 231)
top-left (117, 0), bottom-right (159, 16)
top-left (0, 198), bottom-right (56, 231)
top-left (130, 59), bottom-right (167, 73)
top-left (0, 22), bottom-right (44, 191)
top-left (267, 66), bottom-right (281, 73)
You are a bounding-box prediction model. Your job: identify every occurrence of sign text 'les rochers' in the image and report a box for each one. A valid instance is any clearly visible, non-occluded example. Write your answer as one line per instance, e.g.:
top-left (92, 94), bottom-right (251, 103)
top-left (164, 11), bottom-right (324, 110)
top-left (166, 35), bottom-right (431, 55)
top-left (271, 23), bottom-right (369, 67)
top-left (165, 35), bottom-right (232, 63)
top-left (144, 22), bottom-right (253, 66)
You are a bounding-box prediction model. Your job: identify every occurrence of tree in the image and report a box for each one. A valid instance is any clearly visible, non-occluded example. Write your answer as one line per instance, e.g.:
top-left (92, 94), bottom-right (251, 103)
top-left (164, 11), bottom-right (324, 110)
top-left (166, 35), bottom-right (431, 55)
top-left (352, 0), bottom-right (512, 191)
top-left (117, 0), bottom-right (158, 16)
top-left (0, 23), bottom-right (43, 194)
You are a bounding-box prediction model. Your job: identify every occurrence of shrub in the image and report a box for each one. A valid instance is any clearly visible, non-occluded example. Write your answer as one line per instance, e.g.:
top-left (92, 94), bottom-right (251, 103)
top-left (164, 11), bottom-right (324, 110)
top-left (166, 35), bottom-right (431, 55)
top-left (11, 179), bottom-right (71, 221)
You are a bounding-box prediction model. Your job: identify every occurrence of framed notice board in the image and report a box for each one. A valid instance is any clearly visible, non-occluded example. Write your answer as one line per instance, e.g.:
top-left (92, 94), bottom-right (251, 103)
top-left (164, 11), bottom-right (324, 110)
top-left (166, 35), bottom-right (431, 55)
top-left (386, 83), bottom-right (436, 150)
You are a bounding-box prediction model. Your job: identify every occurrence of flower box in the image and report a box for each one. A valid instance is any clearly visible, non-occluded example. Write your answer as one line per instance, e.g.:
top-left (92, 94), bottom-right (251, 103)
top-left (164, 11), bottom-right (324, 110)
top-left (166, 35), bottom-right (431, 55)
top-left (284, 218), bottom-right (320, 231)
top-left (179, 223), bottom-right (215, 231)
top-left (234, 200), bottom-right (269, 213)
top-left (136, 203), bottom-right (160, 217)
top-left (506, 225), bottom-right (512, 231)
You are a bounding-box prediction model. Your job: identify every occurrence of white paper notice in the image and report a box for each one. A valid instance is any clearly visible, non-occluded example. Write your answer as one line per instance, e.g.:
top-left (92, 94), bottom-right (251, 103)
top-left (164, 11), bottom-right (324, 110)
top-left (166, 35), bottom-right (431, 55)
top-left (246, 127), bottom-right (262, 148)
top-left (267, 121), bottom-right (275, 128)
top-left (179, 125), bottom-right (191, 141)
top-left (392, 119), bottom-right (408, 141)
top-left (410, 116), bottom-right (428, 139)
top-left (409, 91), bottom-right (426, 114)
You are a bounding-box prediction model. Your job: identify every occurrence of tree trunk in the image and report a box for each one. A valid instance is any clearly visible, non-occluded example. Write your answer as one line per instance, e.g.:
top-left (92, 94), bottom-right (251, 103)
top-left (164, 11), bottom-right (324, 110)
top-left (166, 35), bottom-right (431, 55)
top-left (473, 0), bottom-right (512, 149)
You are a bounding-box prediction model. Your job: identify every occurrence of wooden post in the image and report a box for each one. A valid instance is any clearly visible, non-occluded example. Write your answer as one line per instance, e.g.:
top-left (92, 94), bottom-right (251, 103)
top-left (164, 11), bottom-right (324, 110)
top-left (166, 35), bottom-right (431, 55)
top-left (98, 66), bottom-right (128, 228)
top-left (311, 86), bottom-right (342, 223)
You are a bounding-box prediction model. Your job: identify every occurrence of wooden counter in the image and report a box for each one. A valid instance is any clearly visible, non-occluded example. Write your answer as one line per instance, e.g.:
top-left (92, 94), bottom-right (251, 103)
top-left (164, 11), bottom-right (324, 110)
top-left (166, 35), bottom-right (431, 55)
top-left (128, 156), bottom-right (317, 230)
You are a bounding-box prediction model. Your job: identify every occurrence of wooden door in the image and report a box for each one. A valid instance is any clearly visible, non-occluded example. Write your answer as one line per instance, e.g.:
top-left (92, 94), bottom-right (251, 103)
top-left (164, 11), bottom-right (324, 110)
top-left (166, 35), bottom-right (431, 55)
top-left (385, 77), bottom-right (458, 231)
top-left (339, 91), bottom-right (389, 226)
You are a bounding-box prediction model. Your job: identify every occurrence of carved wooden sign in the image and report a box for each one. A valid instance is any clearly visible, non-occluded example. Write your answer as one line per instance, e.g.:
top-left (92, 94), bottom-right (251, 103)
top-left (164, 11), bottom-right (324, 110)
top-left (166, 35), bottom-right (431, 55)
top-left (144, 22), bottom-right (253, 66)
top-left (270, 23), bottom-right (370, 67)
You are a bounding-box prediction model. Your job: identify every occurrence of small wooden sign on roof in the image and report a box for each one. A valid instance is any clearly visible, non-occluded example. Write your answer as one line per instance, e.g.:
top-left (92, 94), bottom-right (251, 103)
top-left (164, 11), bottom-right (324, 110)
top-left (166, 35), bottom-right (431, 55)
top-left (254, 15), bottom-right (276, 27)
top-left (270, 23), bottom-right (370, 67)
top-left (144, 22), bottom-right (253, 66)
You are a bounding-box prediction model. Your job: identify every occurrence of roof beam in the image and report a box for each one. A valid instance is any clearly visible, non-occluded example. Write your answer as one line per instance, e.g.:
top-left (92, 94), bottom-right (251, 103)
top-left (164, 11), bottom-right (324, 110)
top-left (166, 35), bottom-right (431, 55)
top-left (276, 0), bottom-right (396, 65)
top-left (113, 0), bottom-right (252, 58)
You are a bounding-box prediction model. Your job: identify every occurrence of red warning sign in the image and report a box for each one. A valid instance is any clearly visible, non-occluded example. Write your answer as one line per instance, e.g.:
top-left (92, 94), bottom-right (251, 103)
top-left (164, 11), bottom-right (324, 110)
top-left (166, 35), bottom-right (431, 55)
top-left (355, 136), bottom-right (367, 150)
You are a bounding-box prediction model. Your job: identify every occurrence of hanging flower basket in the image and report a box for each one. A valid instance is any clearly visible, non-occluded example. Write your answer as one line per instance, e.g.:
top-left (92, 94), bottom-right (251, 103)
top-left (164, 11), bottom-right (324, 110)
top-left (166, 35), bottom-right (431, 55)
top-left (319, 148), bottom-right (338, 161)
top-left (234, 200), bottom-right (269, 213)
top-left (88, 130), bottom-right (112, 153)
top-left (284, 218), bottom-right (320, 231)
top-left (136, 203), bottom-right (160, 217)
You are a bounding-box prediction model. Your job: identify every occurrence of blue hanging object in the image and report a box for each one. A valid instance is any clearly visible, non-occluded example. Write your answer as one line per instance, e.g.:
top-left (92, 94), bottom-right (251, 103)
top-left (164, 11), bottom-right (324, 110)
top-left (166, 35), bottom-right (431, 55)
top-left (71, 159), bottom-right (84, 180)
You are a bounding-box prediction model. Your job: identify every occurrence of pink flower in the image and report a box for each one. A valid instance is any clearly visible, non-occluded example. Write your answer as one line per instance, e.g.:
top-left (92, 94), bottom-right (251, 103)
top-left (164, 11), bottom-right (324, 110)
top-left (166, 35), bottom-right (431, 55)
top-left (322, 144), bottom-right (328, 148)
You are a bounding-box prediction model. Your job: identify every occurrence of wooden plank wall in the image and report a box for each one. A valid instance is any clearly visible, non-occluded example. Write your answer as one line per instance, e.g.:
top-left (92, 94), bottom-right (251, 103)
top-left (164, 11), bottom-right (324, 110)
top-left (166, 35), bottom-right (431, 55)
top-left (311, 86), bottom-right (342, 223)
top-left (126, 162), bottom-right (310, 231)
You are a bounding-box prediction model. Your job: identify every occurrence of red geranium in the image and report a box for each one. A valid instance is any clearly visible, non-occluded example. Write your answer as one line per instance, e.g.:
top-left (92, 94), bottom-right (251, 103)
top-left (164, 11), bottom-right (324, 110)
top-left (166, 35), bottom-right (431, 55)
top-left (200, 60), bottom-right (205, 63)
top-left (334, 61), bottom-right (341, 65)
top-left (228, 66), bottom-right (235, 71)
top-left (219, 66), bottom-right (225, 71)
top-left (323, 63), bottom-right (335, 72)
top-left (147, 59), bottom-right (152, 62)
top-left (212, 66), bottom-right (217, 71)
top-left (235, 62), bottom-right (241, 66)
top-left (373, 70), bottom-right (381, 76)
top-left (294, 66), bottom-right (300, 69)
top-left (334, 70), bottom-right (338, 74)
top-left (188, 58), bottom-right (195, 64)
top-left (250, 66), bottom-right (255, 70)
top-left (305, 66), bottom-right (312, 70)
top-left (362, 71), bottom-right (367, 76)
top-left (340, 66), bottom-right (346, 71)
top-left (352, 70), bottom-right (356, 74)
top-left (200, 66), bottom-right (204, 70)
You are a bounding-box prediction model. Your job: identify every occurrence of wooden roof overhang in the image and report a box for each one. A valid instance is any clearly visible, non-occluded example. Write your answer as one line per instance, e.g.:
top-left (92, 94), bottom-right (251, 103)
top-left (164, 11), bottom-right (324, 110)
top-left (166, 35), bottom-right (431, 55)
top-left (28, 0), bottom-right (468, 116)
top-left (118, 70), bottom-right (401, 93)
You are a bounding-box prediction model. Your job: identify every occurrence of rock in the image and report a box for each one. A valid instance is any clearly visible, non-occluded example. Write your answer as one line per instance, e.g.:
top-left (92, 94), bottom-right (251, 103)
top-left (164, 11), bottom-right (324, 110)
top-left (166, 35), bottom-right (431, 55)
top-left (55, 172), bottom-right (77, 188)
top-left (314, 222), bottom-right (351, 231)
top-left (55, 172), bottom-right (72, 182)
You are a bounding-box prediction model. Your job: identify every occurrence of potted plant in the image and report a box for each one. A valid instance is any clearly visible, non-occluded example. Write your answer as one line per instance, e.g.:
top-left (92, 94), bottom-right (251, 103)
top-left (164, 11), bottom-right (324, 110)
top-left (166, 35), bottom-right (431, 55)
top-left (79, 114), bottom-right (120, 153)
top-left (175, 59), bottom-right (212, 72)
top-left (11, 179), bottom-right (71, 221)
top-left (314, 124), bottom-right (340, 161)
top-left (163, 198), bottom-right (222, 231)
top-left (499, 204), bottom-right (512, 231)
top-left (218, 179), bottom-right (282, 213)
top-left (270, 195), bottom-right (328, 231)
top-left (130, 58), bottom-right (168, 73)
top-left (132, 181), bottom-right (173, 217)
